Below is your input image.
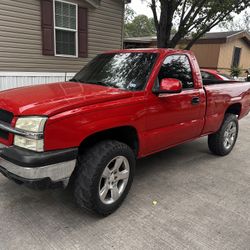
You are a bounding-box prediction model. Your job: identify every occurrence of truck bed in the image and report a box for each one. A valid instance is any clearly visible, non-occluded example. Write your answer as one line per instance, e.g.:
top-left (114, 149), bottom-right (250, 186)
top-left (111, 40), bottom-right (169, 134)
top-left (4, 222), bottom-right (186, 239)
top-left (202, 81), bottom-right (250, 134)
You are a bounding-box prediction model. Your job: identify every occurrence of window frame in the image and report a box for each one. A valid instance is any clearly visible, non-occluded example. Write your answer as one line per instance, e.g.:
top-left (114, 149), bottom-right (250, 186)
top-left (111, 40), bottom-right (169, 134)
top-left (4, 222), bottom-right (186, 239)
top-left (157, 53), bottom-right (195, 90)
top-left (53, 0), bottom-right (78, 58)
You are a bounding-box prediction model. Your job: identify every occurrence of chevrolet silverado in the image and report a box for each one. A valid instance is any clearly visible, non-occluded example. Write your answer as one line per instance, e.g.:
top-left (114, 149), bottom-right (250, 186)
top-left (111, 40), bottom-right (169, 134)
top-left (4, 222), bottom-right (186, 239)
top-left (0, 48), bottom-right (250, 215)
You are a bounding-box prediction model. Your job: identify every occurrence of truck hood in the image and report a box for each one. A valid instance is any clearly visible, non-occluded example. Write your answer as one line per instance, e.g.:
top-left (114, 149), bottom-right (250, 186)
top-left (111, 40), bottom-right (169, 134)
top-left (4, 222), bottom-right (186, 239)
top-left (0, 82), bottom-right (133, 116)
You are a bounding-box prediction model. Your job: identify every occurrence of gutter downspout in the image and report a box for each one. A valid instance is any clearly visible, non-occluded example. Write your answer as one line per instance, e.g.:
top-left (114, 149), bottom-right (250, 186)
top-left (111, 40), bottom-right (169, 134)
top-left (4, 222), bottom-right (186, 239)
top-left (121, 2), bottom-right (126, 49)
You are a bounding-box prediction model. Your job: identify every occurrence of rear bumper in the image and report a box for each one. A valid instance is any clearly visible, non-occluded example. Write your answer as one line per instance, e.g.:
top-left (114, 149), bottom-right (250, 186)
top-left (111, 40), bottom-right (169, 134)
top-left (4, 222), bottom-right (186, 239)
top-left (0, 145), bottom-right (77, 187)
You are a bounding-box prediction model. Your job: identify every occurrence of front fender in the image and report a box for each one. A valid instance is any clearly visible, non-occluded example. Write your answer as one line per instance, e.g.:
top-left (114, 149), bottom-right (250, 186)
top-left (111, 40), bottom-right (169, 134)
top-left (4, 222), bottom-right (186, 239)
top-left (44, 96), bottom-right (146, 151)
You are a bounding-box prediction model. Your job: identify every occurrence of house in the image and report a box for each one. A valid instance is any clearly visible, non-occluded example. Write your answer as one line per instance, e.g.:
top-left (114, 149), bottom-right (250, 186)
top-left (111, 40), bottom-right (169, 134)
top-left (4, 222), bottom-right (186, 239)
top-left (124, 31), bottom-right (250, 75)
top-left (124, 36), bottom-right (158, 49)
top-left (0, 0), bottom-right (127, 90)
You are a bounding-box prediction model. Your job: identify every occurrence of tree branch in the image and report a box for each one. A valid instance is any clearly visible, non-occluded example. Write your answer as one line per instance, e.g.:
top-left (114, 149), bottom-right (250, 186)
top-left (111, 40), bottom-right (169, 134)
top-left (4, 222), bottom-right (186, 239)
top-left (152, 0), bottom-right (250, 49)
top-left (180, 0), bottom-right (188, 23)
top-left (170, 0), bottom-right (208, 47)
top-left (185, 9), bottom-right (236, 49)
top-left (180, 0), bottom-right (206, 28)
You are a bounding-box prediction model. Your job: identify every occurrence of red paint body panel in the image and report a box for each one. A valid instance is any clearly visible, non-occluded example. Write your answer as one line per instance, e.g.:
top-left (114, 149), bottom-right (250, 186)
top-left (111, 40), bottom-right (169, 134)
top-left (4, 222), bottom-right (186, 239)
top-left (44, 92), bottom-right (147, 151)
top-left (203, 82), bottom-right (250, 134)
top-left (0, 82), bottom-right (132, 116)
top-left (0, 49), bottom-right (250, 158)
top-left (143, 88), bottom-right (206, 155)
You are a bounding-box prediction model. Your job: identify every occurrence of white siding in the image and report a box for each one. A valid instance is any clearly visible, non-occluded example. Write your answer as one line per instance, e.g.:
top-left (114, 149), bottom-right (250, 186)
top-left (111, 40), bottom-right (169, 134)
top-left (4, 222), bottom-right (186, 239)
top-left (0, 72), bottom-right (75, 90)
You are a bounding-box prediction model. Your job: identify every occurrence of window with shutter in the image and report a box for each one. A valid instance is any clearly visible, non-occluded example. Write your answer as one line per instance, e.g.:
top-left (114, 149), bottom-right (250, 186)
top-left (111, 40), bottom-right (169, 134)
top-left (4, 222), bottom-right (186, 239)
top-left (41, 0), bottom-right (88, 58)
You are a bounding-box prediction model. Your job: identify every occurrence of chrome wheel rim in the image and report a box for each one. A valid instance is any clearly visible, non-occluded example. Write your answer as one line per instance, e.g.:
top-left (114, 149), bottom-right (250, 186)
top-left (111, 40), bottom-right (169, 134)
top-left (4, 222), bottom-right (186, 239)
top-left (99, 156), bottom-right (130, 205)
top-left (223, 121), bottom-right (237, 150)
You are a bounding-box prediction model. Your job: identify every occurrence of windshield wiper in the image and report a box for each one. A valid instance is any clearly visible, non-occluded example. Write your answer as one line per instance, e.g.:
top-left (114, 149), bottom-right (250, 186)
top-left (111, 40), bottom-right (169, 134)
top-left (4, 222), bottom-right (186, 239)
top-left (85, 81), bottom-right (116, 87)
top-left (94, 81), bottom-right (112, 87)
top-left (70, 80), bottom-right (119, 88)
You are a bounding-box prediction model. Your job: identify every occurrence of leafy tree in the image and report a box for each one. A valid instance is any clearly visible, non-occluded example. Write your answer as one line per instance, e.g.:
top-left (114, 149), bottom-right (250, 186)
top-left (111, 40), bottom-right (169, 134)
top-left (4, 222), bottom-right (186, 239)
top-left (148, 0), bottom-right (250, 49)
top-left (219, 9), bottom-right (250, 32)
top-left (124, 5), bottom-right (136, 24)
top-left (124, 15), bottom-right (156, 37)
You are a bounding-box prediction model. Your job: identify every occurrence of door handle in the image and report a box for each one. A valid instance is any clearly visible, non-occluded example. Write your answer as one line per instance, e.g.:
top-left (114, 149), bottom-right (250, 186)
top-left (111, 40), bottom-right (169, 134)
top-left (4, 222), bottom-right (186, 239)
top-left (191, 97), bottom-right (200, 105)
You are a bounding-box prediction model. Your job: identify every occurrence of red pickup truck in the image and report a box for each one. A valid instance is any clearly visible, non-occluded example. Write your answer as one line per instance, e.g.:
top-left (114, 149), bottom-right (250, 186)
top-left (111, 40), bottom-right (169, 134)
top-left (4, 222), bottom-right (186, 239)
top-left (0, 49), bottom-right (250, 215)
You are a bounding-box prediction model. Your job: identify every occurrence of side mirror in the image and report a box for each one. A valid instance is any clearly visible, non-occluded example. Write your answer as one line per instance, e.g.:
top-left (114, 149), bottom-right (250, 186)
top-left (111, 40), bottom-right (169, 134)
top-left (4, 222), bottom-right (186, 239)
top-left (155, 78), bottom-right (182, 94)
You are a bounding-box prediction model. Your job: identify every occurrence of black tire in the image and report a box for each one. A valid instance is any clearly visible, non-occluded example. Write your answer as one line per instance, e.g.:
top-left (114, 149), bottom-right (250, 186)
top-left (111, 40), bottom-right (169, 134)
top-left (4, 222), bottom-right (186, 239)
top-left (208, 113), bottom-right (238, 156)
top-left (73, 140), bottom-right (136, 216)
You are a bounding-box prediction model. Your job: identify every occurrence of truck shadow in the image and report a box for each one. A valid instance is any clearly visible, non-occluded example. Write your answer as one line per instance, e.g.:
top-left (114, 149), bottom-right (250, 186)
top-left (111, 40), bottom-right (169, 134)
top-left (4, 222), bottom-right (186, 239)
top-left (135, 137), bottom-right (210, 178)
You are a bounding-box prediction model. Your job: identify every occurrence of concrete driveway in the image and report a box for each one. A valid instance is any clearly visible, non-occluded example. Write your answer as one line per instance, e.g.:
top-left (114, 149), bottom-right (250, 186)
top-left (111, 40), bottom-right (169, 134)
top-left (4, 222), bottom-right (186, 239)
top-left (1, 116), bottom-right (250, 250)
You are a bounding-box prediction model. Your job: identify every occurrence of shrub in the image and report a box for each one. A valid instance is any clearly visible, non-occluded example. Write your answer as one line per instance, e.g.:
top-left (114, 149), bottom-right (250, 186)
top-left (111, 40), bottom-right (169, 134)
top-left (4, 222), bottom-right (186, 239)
top-left (230, 67), bottom-right (242, 77)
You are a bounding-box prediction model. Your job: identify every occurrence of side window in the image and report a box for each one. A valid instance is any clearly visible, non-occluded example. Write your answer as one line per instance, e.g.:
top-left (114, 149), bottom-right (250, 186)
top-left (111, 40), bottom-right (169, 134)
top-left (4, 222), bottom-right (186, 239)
top-left (158, 55), bottom-right (194, 89)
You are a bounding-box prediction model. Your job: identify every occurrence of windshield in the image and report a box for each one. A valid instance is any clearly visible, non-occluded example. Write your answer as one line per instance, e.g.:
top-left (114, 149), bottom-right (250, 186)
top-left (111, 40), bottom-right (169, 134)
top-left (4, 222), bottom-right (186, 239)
top-left (71, 52), bottom-right (158, 91)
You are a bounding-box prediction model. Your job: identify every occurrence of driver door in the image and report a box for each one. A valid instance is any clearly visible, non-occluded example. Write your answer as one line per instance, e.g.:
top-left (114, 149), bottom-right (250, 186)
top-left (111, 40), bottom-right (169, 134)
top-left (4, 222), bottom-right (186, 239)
top-left (145, 54), bottom-right (206, 154)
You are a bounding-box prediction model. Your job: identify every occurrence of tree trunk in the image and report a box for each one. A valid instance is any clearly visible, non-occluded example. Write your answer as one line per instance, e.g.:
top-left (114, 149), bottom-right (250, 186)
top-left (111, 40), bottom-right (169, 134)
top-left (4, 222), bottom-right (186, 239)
top-left (157, 29), bottom-right (171, 48)
top-left (156, 1), bottom-right (177, 48)
top-left (157, 3), bottom-right (169, 47)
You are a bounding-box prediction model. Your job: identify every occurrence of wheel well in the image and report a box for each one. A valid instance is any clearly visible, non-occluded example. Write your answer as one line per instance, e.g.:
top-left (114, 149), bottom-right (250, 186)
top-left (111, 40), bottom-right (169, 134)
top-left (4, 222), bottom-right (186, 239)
top-left (226, 103), bottom-right (241, 117)
top-left (79, 126), bottom-right (139, 156)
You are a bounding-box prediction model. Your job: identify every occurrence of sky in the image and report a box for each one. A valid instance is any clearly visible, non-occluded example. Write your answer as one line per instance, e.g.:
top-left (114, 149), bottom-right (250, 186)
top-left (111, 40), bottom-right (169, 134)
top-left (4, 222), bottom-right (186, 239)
top-left (129, 1), bottom-right (153, 18)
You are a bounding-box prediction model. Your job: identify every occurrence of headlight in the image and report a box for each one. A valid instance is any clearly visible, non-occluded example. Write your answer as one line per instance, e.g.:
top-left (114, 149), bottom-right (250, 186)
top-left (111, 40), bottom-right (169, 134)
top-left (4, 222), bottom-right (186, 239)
top-left (15, 117), bottom-right (47, 132)
top-left (14, 117), bottom-right (47, 152)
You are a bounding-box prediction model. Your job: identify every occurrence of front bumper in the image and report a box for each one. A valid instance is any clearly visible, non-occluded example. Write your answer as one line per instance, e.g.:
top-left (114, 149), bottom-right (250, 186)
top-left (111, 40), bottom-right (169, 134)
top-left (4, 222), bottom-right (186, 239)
top-left (0, 145), bottom-right (77, 187)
